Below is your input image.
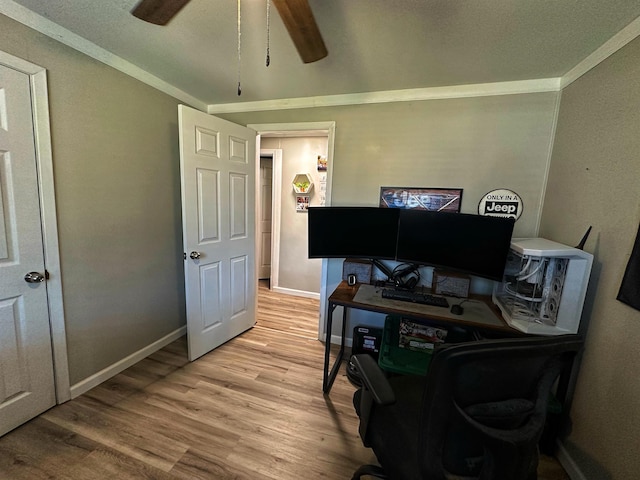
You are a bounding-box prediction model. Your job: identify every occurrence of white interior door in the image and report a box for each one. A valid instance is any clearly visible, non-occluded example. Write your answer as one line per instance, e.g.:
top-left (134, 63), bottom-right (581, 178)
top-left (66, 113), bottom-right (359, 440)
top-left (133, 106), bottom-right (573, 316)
top-left (258, 156), bottom-right (273, 280)
top-left (0, 63), bottom-right (56, 435)
top-left (179, 105), bottom-right (257, 361)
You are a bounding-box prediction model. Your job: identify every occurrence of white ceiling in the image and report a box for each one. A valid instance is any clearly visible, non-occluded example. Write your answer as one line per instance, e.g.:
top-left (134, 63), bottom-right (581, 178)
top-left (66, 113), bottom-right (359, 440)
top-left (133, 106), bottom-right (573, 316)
top-left (5, 0), bottom-right (640, 109)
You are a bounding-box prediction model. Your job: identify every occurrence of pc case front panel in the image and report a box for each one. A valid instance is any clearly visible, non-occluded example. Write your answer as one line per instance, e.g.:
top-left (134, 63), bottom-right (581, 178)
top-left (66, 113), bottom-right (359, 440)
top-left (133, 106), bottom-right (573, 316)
top-left (493, 238), bottom-right (593, 335)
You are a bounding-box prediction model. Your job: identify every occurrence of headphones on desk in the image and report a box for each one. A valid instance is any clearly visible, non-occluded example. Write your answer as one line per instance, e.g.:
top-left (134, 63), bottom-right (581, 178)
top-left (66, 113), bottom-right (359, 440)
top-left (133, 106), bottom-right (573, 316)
top-left (397, 274), bottom-right (418, 290)
top-left (394, 265), bottom-right (420, 290)
top-left (372, 260), bottom-right (420, 290)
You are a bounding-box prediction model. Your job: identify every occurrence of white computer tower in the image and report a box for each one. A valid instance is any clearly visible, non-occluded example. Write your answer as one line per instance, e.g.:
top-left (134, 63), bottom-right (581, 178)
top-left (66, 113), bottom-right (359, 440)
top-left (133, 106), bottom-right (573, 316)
top-left (493, 238), bottom-right (593, 335)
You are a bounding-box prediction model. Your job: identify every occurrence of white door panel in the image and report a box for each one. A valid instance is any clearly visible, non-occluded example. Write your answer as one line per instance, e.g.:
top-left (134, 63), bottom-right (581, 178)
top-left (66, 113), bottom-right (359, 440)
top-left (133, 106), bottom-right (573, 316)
top-left (0, 63), bottom-right (55, 435)
top-left (196, 168), bottom-right (220, 242)
top-left (179, 105), bottom-right (256, 361)
top-left (230, 255), bottom-right (249, 317)
top-left (200, 262), bottom-right (223, 329)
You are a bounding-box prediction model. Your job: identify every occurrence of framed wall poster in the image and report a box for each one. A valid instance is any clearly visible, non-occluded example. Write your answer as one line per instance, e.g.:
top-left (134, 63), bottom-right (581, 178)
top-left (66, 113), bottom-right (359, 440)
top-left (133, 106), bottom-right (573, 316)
top-left (296, 195), bottom-right (310, 212)
top-left (379, 187), bottom-right (463, 212)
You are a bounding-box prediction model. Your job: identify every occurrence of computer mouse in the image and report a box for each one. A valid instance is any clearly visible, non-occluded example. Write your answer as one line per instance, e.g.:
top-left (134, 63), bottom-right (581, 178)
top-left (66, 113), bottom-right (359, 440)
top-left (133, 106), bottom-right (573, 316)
top-left (450, 304), bottom-right (464, 315)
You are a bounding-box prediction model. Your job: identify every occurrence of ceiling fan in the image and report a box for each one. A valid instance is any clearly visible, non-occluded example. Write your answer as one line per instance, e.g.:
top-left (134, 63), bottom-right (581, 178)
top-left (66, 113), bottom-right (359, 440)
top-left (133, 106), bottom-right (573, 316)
top-left (131, 0), bottom-right (328, 63)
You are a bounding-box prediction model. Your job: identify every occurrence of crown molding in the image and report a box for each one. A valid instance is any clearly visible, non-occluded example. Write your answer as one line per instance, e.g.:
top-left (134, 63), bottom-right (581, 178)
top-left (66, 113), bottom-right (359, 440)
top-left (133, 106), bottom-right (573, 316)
top-left (208, 78), bottom-right (562, 114)
top-left (561, 15), bottom-right (640, 88)
top-left (3, 1), bottom-right (638, 114)
top-left (0, 1), bottom-right (207, 111)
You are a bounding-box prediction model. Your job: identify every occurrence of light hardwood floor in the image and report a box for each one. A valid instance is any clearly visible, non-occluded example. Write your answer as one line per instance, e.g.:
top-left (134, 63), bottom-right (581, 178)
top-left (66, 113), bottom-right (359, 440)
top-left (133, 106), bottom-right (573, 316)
top-left (0, 281), bottom-right (569, 479)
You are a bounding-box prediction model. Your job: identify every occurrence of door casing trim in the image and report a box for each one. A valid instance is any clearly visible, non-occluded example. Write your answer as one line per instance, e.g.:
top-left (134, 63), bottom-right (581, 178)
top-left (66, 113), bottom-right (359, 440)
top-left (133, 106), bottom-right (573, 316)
top-left (0, 50), bottom-right (70, 402)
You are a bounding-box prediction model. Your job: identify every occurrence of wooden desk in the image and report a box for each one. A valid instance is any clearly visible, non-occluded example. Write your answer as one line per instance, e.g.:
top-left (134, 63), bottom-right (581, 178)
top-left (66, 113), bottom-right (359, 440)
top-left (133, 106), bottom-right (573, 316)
top-left (322, 281), bottom-right (519, 393)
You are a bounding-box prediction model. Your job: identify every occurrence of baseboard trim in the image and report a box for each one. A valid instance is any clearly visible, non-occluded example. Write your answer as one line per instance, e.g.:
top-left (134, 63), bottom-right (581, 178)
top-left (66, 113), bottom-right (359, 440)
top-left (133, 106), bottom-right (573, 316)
top-left (321, 333), bottom-right (353, 349)
top-left (329, 334), bottom-right (353, 349)
top-left (69, 326), bottom-right (187, 400)
top-left (272, 286), bottom-right (320, 300)
top-left (556, 439), bottom-right (587, 480)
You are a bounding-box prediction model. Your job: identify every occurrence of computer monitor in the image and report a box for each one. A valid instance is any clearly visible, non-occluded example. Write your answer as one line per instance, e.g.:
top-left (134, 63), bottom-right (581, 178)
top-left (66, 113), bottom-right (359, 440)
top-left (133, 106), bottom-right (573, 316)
top-left (307, 207), bottom-right (399, 260)
top-left (395, 210), bottom-right (515, 281)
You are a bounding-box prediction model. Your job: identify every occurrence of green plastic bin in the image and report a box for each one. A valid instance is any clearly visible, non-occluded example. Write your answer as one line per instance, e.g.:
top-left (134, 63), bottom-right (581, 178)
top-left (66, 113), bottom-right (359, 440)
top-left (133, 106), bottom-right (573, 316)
top-left (378, 316), bottom-right (433, 376)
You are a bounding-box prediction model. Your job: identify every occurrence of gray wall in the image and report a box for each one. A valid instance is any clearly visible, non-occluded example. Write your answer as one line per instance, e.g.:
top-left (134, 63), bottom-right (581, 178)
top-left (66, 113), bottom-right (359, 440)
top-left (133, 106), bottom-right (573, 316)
top-left (0, 15), bottom-right (186, 385)
top-left (540, 36), bottom-right (640, 479)
top-left (222, 93), bottom-right (560, 329)
top-left (223, 93), bottom-right (560, 237)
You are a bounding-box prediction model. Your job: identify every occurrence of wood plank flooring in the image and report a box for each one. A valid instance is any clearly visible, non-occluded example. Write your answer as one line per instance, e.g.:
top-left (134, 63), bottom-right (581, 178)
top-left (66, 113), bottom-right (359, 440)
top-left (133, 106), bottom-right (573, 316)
top-left (0, 281), bottom-right (570, 479)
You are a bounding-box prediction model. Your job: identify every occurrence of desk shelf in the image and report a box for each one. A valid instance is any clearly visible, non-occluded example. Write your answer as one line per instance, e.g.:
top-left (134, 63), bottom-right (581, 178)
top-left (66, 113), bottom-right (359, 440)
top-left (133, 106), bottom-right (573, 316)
top-left (322, 281), bottom-right (516, 394)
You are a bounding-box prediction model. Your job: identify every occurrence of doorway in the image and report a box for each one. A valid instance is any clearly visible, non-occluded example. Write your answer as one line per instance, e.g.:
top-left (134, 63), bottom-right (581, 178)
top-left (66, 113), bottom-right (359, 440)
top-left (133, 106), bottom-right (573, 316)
top-left (250, 122), bottom-right (335, 342)
top-left (258, 155), bottom-right (273, 281)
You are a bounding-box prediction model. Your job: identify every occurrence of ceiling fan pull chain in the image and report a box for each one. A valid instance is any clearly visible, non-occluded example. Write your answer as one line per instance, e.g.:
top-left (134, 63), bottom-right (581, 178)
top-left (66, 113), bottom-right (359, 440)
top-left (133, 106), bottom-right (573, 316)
top-left (237, 0), bottom-right (242, 95)
top-left (266, 0), bottom-right (271, 67)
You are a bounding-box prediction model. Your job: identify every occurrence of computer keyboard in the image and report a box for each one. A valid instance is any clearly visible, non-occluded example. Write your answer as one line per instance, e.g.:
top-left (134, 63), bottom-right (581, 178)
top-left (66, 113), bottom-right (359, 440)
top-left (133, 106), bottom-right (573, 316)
top-left (381, 289), bottom-right (449, 308)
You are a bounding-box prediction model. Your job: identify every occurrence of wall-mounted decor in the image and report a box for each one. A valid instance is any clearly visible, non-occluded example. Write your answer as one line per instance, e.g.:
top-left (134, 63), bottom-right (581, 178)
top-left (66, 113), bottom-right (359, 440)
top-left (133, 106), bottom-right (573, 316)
top-left (617, 223), bottom-right (640, 311)
top-left (292, 173), bottom-right (313, 194)
top-left (478, 188), bottom-right (523, 220)
top-left (379, 187), bottom-right (463, 212)
top-left (318, 173), bottom-right (327, 206)
top-left (317, 155), bottom-right (327, 171)
top-left (296, 196), bottom-right (310, 212)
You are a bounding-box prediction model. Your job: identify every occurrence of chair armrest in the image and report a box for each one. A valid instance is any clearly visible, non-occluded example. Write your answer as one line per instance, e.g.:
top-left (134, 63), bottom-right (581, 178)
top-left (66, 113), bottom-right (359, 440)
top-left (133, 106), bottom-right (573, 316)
top-left (351, 354), bottom-right (395, 405)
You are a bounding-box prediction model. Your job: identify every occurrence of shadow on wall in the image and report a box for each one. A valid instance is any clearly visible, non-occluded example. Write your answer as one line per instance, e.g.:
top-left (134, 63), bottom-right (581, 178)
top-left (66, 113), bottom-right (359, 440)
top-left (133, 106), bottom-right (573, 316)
top-left (562, 441), bottom-right (613, 479)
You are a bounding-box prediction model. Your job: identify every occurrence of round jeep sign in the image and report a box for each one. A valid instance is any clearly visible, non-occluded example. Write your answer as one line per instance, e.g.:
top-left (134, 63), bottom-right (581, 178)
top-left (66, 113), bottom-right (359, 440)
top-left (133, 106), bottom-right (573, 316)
top-left (478, 189), bottom-right (523, 220)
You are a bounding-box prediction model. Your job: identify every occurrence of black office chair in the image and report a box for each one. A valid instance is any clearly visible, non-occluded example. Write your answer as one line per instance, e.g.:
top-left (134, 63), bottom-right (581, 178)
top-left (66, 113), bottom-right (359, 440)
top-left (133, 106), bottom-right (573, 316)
top-left (350, 335), bottom-right (583, 480)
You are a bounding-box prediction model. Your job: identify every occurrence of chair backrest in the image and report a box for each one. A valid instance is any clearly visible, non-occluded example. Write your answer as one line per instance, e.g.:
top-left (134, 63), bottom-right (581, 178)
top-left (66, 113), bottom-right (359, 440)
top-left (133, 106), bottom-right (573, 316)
top-left (419, 335), bottom-right (583, 480)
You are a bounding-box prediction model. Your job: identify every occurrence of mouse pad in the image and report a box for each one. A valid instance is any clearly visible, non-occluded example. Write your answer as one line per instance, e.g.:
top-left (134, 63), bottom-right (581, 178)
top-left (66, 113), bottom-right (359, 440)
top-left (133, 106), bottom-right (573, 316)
top-left (352, 284), bottom-right (505, 327)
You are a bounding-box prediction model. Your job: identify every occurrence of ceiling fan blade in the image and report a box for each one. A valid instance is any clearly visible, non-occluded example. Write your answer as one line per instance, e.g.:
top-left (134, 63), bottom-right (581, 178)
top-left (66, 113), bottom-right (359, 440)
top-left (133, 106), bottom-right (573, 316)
top-left (272, 0), bottom-right (328, 63)
top-left (131, 0), bottom-right (191, 26)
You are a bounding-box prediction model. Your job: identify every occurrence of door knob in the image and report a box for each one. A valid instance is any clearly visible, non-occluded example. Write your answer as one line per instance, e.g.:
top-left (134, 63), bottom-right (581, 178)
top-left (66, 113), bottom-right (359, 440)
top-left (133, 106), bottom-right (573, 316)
top-left (24, 272), bottom-right (45, 283)
top-left (189, 251), bottom-right (201, 260)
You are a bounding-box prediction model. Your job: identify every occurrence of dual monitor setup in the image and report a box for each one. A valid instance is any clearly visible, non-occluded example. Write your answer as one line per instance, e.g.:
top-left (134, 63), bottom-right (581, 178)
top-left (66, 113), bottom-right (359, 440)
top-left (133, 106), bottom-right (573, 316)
top-left (307, 207), bottom-right (516, 299)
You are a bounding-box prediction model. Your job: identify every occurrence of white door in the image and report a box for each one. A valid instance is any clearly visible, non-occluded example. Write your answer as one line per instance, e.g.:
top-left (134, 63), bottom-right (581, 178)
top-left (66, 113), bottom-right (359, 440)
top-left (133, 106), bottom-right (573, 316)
top-left (0, 64), bottom-right (56, 435)
top-left (179, 105), bottom-right (257, 361)
top-left (258, 156), bottom-right (273, 280)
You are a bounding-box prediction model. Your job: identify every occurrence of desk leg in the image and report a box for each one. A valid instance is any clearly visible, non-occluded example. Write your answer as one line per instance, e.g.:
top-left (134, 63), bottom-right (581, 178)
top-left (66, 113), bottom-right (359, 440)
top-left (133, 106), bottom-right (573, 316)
top-left (323, 301), bottom-right (347, 394)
